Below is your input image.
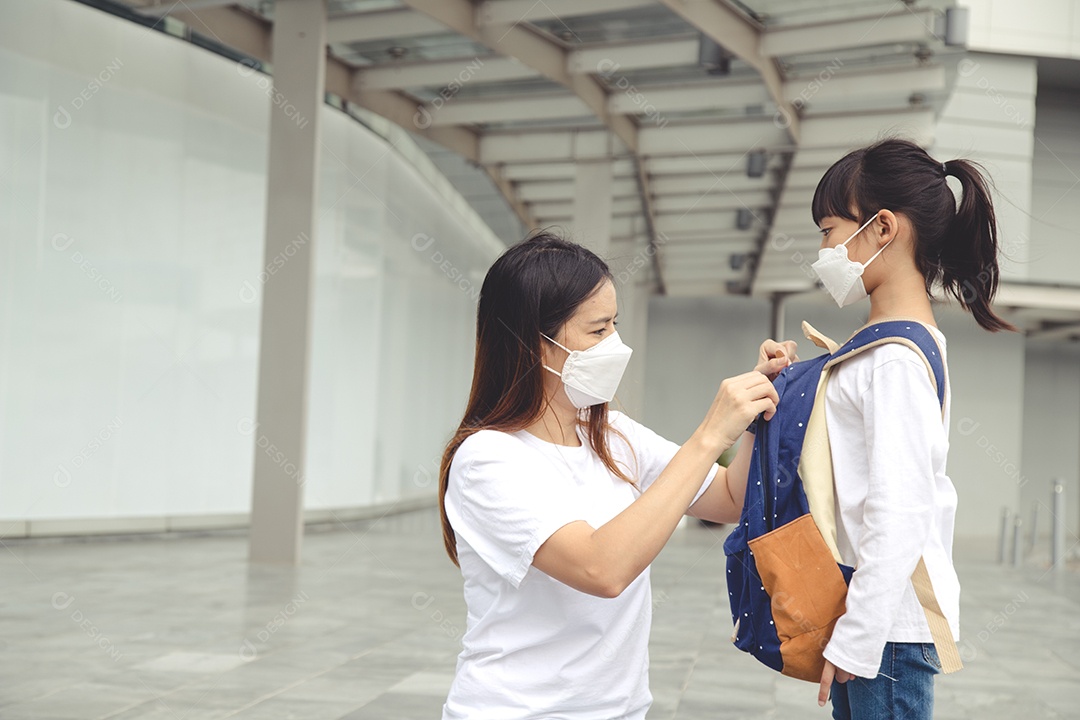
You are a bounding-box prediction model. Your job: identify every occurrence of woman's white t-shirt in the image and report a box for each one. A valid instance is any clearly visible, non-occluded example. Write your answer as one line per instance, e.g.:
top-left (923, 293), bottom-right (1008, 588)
top-left (822, 325), bottom-right (962, 678)
top-left (442, 411), bottom-right (718, 720)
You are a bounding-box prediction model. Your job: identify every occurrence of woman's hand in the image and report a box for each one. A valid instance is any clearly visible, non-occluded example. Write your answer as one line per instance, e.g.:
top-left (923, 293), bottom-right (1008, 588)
top-left (818, 659), bottom-right (854, 707)
top-left (696, 371), bottom-right (779, 456)
top-left (756, 338), bottom-right (799, 380)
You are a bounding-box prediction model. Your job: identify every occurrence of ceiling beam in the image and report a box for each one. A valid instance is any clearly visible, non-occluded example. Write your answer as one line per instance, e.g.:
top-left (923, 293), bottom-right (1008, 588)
top-left (486, 165), bottom-right (537, 229)
top-left (653, 190), bottom-right (773, 213)
top-left (479, 129), bottom-right (623, 164)
top-left (405, 62), bottom-right (945, 126)
top-left (476, 0), bottom-right (655, 26)
top-left (634, 156), bottom-right (665, 295)
top-left (133, 0), bottom-right (236, 16)
top-left (608, 63), bottom-right (946, 117)
top-left (424, 94), bottom-right (591, 127)
top-left (638, 119), bottom-right (790, 156)
top-left (478, 106), bottom-right (933, 164)
top-left (655, 0), bottom-right (801, 144)
top-left (357, 56), bottom-right (537, 90)
top-left (1027, 321), bottom-right (1080, 341)
top-left (608, 80), bottom-right (770, 116)
top-left (327, 10), bottom-right (448, 44)
top-left (760, 8), bottom-right (940, 57)
top-left (650, 174), bottom-right (771, 196)
top-left (516, 178), bottom-right (639, 203)
top-left (568, 38), bottom-right (699, 74)
top-left (996, 283), bottom-right (1080, 313)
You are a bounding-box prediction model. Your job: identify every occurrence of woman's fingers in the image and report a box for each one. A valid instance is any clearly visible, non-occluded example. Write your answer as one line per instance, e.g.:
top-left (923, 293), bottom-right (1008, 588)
top-left (705, 371), bottom-right (781, 451)
top-left (757, 339), bottom-right (800, 378)
top-left (729, 372), bottom-right (779, 420)
top-left (747, 371), bottom-right (780, 404)
top-left (759, 339), bottom-right (798, 361)
top-left (756, 356), bottom-right (790, 379)
top-left (755, 398), bottom-right (778, 422)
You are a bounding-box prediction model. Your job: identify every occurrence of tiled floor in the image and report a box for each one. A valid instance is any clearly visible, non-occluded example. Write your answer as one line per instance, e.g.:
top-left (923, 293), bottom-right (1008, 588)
top-left (2, 509), bottom-right (1078, 719)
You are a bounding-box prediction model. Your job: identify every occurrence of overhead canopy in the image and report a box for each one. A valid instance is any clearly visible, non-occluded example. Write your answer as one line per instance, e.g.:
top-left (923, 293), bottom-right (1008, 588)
top-left (121, 0), bottom-right (961, 296)
top-left (112, 0), bottom-right (1080, 339)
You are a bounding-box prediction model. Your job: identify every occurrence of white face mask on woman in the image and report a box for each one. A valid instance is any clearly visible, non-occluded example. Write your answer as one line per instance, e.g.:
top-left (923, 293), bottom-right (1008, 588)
top-left (811, 212), bottom-right (892, 308)
top-left (541, 330), bottom-right (633, 409)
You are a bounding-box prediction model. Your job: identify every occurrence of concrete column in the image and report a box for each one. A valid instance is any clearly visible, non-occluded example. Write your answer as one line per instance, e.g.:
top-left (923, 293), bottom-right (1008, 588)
top-left (615, 274), bottom-right (651, 419)
top-left (248, 0), bottom-right (327, 564)
top-left (571, 159), bottom-right (613, 256)
top-left (770, 293), bottom-right (787, 341)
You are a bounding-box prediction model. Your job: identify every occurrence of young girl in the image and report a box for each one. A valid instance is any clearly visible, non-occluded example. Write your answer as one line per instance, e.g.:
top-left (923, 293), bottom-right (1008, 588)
top-left (810, 138), bottom-right (1014, 719)
top-left (438, 232), bottom-right (792, 719)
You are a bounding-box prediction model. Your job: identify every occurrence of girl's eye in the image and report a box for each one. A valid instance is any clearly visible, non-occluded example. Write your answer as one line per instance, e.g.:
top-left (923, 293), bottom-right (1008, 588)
top-left (820, 228), bottom-right (831, 238)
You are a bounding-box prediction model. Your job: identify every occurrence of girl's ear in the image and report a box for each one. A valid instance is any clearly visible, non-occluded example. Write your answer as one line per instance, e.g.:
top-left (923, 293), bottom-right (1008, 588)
top-left (875, 209), bottom-right (900, 247)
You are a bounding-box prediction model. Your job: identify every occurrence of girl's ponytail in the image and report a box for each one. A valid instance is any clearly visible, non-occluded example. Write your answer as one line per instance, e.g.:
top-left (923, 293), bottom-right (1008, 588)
top-left (939, 159), bottom-right (1016, 332)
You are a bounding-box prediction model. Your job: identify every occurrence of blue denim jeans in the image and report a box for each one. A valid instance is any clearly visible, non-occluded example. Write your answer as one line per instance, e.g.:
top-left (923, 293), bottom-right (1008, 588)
top-left (830, 642), bottom-right (941, 720)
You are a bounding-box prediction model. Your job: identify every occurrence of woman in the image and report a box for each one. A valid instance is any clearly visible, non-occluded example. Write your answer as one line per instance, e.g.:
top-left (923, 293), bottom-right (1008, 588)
top-left (438, 231), bottom-right (792, 719)
top-left (809, 139), bottom-right (1015, 718)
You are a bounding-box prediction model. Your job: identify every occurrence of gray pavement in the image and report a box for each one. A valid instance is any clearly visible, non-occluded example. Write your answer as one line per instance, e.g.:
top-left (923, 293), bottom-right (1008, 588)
top-left (1, 509), bottom-right (1077, 719)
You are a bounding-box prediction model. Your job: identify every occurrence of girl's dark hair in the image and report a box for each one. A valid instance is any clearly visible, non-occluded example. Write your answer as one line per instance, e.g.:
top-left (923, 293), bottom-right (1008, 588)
top-left (438, 230), bottom-right (634, 565)
top-left (812, 138), bottom-right (1016, 332)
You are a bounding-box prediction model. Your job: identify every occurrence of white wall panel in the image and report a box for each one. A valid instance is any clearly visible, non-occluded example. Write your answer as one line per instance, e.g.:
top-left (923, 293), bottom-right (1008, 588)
top-left (0, 0), bottom-right (500, 529)
top-left (1029, 87), bottom-right (1080, 285)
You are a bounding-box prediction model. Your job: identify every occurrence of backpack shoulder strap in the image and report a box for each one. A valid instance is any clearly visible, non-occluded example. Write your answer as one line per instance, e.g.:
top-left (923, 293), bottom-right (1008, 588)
top-left (824, 319), bottom-right (946, 414)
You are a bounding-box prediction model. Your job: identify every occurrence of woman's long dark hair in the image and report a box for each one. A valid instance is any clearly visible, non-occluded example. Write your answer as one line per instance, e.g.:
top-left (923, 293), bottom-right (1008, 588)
top-left (439, 231), bottom-right (634, 565)
top-left (812, 138), bottom-right (1016, 332)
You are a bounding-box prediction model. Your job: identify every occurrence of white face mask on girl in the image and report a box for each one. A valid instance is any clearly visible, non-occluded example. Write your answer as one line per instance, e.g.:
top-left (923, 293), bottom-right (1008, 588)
top-left (541, 330), bottom-right (633, 409)
top-left (810, 212), bottom-right (893, 308)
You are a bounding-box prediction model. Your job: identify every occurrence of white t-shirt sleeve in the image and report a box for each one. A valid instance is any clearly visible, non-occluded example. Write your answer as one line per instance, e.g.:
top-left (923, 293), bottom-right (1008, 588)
top-left (609, 411), bottom-right (718, 505)
top-left (445, 431), bottom-right (590, 588)
top-left (823, 356), bottom-right (942, 678)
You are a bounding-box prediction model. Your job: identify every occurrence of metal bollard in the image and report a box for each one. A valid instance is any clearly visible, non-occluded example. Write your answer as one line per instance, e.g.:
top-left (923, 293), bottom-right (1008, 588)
top-left (1051, 479), bottom-right (1066, 572)
top-left (1011, 515), bottom-right (1023, 567)
top-left (998, 508), bottom-right (1010, 565)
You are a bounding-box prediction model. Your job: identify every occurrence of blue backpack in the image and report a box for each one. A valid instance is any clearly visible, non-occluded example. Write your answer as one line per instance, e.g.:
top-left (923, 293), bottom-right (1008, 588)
top-left (723, 319), bottom-right (962, 682)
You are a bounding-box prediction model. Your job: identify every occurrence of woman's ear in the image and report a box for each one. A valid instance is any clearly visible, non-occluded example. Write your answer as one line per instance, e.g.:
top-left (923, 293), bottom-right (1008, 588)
top-left (875, 209), bottom-right (899, 248)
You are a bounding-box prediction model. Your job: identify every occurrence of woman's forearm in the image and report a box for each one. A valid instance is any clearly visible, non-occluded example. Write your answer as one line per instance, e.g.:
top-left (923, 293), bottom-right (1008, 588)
top-left (587, 431), bottom-right (720, 593)
top-left (533, 430), bottom-right (720, 598)
top-left (724, 430), bottom-right (756, 513)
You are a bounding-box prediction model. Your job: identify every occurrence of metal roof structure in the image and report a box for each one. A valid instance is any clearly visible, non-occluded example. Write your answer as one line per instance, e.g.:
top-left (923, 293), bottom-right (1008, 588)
top-left (115, 0), bottom-right (964, 299)
top-left (101, 0), bottom-right (1080, 339)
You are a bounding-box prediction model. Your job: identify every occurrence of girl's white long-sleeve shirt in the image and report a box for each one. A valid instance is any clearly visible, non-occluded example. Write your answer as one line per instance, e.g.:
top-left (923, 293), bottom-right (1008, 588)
top-left (821, 325), bottom-right (961, 679)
